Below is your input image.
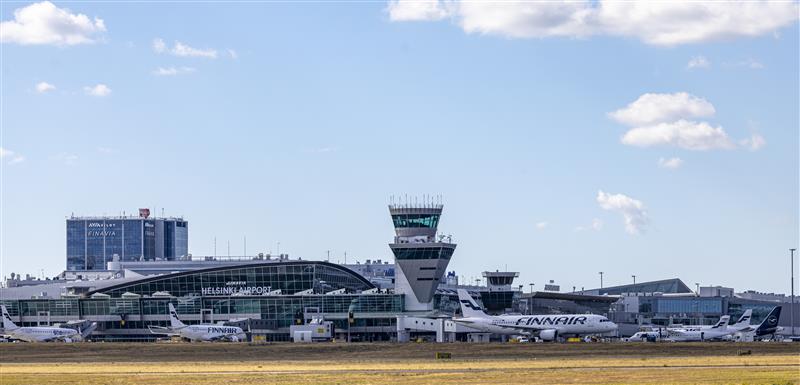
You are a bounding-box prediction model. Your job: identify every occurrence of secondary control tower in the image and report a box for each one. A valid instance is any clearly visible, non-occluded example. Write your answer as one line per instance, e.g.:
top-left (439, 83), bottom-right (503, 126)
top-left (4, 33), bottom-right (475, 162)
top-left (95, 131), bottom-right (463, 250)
top-left (388, 197), bottom-right (456, 311)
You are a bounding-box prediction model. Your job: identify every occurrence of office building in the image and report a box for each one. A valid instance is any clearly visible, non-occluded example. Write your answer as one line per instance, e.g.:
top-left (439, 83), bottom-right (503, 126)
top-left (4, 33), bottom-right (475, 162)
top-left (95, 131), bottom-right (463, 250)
top-left (67, 209), bottom-right (188, 271)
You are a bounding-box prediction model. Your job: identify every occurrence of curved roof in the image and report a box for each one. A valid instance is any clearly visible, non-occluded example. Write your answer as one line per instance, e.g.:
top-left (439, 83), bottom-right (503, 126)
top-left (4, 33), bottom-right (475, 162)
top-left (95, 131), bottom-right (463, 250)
top-left (86, 260), bottom-right (375, 296)
top-left (590, 278), bottom-right (692, 295)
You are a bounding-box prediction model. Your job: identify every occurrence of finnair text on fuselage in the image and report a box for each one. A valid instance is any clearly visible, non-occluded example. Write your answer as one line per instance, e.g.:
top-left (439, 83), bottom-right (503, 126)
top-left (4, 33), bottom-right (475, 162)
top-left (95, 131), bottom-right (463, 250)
top-left (510, 316), bottom-right (588, 326)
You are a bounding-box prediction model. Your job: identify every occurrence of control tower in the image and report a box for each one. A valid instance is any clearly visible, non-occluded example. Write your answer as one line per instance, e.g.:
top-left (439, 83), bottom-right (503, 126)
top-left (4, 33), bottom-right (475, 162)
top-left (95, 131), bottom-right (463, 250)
top-left (388, 199), bottom-right (456, 311)
top-left (480, 271), bottom-right (520, 315)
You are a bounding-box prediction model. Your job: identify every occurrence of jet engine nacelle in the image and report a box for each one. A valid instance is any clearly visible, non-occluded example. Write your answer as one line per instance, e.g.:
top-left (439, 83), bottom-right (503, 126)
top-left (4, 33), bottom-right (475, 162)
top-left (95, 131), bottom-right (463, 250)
top-left (539, 329), bottom-right (557, 341)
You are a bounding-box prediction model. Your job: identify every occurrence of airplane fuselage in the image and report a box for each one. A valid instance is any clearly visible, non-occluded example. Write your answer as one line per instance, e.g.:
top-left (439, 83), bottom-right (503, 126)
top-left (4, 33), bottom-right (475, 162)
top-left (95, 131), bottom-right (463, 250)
top-left (6, 326), bottom-right (79, 342)
top-left (455, 314), bottom-right (617, 337)
top-left (178, 324), bottom-right (245, 342)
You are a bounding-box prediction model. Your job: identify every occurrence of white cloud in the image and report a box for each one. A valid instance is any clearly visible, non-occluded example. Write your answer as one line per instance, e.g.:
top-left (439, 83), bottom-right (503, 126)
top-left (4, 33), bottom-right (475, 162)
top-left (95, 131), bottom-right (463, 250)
top-left (152, 66), bottom-right (196, 76)
top-left (35, 81), bottom-right (56, 93)
top-left (152, 37), bottom-right (166, 53)
top-left (576, 218), bottom-right (603, 232)
top-left (609, 92), bottom-right (715, 127)
top-left (307, 147), bottom-right (339, 154)
top-left (228, 49), bottom-right (239, 59)
top-left (596, 190), bottom-right (648, 235)
top-left (0, 147), bottom-right (25, 165)
top-left (388, 1), bottom-right (799, 46)
top-left (733, 58), bottom-right (765, 69)
top-left (97, 147), bottom-right (116, 154)
top-left (1, 1), bottom-right (106, 46)
top-left (84, 84), bottom-right (111, 97)
top-left (173, 41), bottom-right (217, 58)
top-left (458, 2), bottom-right (596, 39)
top-left (387, 0), bottom-right (452, 21)
top-left (535, 221), bottom-right (548, 230)
top-left (687, 55), bottom-right (710, 69)
top-left (658, 157), bottom-right (684, 169)
top-left (596, 2), bottom-right (798, 46)
top-left (621, 120), bottom-right (735, 151)
top-left (740, 133), bottom-right (766, 151)
top-left (153, 38), bottom-right (217, 58)
top-left (55, 152), bottom-right (79, 165)
top-left (610, 93), bottom-right (738, 151)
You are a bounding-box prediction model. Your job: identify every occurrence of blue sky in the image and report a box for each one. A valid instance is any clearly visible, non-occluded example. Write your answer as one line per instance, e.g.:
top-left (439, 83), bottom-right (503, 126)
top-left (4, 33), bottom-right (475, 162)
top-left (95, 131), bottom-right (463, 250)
top-left (1, 1), bottom-right (798, 294)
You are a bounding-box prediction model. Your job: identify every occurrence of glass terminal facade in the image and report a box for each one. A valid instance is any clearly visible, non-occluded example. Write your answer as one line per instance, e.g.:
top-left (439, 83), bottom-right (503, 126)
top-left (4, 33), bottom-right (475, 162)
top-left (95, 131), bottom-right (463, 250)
top-left (1, 262), bottom-right (404, 341)
top-left (66, 217), bottom-right (188, 271)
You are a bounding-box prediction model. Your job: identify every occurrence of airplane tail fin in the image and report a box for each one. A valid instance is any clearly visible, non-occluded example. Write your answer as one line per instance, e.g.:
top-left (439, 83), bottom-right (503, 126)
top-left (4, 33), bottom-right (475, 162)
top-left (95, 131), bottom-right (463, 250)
top-left (168, 303), bottom-right (186, 329)
top-left (733, 309), bottom-right (752, 327)
top-left (712, 315), bottom-right (730, 329)
top-left (457, 289), bottom-right (488, 318)
top-left (1, 305), bottom-right (19, 331)
top-left (755, 306), bottom-right (781, 335)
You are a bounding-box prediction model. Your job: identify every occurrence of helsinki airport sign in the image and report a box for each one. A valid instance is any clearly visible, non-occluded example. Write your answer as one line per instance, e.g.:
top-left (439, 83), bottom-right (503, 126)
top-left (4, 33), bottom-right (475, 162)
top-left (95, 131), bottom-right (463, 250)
top-left (201, 282), bottom-right (271, 296)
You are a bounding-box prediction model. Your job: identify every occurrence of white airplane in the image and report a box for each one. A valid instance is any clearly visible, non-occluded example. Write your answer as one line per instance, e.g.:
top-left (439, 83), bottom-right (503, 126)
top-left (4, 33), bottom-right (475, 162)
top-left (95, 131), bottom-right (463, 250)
top-left (1, 305), bottom-right (80, 342)
top-left (666, 315), bottom-right (731, 341)
top-left (732, 307), bottom-right (782, 338)
top-left (454, 289), bottom-right (618, 341)
top-left (149, 304), bottom-right (246, 342)
top-left (675, 309), bottom-right (752, 333)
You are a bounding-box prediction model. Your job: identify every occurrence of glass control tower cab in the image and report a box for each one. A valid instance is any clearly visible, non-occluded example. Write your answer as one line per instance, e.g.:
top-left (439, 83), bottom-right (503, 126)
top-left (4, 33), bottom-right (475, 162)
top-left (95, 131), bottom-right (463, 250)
top-left (388, 201), bottom-right (456, 311)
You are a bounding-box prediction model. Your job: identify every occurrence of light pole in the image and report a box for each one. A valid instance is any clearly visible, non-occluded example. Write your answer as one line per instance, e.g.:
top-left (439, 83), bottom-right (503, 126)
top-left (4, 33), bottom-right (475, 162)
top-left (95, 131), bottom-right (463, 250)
top-left (318, 280), bottom-right (327, 320)
top-left (631, 275), bottom-right (636, 293)
top-left (791, 248), bottom-right (796, 336)
top-left (599, 272), bottom-right (604, 289)
top-left (529, 283), bottom-right (534, 294)
top-left (695, 283), bottom-right (700, 297)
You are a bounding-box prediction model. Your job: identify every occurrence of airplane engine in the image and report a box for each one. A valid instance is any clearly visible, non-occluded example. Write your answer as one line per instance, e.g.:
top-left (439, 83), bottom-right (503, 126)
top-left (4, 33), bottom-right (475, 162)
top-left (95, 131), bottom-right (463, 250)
top-left (230, 336), bottom-right (239, 342)
top-left (539, 329), bottom-right (557, 341)
top-left (64, 337), bottom-right (73, 343)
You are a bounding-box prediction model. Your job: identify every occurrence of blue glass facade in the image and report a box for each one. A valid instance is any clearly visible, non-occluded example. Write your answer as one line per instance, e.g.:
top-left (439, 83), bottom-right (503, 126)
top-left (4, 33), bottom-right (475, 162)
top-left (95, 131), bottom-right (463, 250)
top-left (67, 217), bottom-right (188, 270)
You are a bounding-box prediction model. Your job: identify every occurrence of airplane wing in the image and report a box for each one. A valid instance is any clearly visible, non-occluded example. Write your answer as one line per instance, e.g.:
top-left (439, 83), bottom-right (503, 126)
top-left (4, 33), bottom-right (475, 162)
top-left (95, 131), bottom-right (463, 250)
top-left (665, 329), bottom-right (690, 336)
top-left (41, 334), bottom-right (79, 342)
top-left (148, 325), bottom-right (180, 336)
top-left (496, 324), bottom-right (556, 332)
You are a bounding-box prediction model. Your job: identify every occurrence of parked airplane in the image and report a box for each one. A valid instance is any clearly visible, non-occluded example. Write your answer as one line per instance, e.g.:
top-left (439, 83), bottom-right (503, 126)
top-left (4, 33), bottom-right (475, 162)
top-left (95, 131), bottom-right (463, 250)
top-left (753, 306), bottom-right (783, 337)
top-left (453, 289), bottom-right (617, 341)
top-left (1, 305), bottom-right (79, 342)
top-left (666, 315), bottom-right (731, 341)
top-left (149, 304), bottom-right (246, 342)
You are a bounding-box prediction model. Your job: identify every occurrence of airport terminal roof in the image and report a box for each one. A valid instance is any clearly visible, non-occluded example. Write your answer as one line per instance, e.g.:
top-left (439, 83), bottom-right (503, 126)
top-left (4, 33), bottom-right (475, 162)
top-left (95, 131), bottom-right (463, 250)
top-left (586, 278), bottom-right (692, 296)
top-left (522, 291), bottom-right (619, 303)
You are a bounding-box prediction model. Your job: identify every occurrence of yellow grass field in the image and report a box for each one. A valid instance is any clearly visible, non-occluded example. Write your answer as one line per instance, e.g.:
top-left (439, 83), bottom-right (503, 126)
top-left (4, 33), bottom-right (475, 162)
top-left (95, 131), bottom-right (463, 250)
top-left (1, 343), bottom-right (798, 384)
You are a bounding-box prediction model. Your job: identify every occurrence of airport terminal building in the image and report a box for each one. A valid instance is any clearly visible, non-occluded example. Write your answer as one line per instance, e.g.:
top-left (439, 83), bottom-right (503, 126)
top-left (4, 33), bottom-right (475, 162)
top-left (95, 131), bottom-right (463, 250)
top-left (1, 261), bottom-right (411, 341)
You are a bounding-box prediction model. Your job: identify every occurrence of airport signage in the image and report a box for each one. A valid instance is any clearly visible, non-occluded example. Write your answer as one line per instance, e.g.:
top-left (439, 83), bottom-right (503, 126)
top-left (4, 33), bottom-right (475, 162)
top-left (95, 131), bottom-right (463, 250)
top-left (201, 286), bottom-right (271, 296)
top-left (87, 221), bottom-right (117, 237)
